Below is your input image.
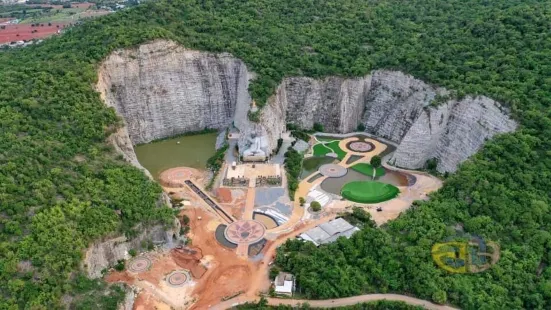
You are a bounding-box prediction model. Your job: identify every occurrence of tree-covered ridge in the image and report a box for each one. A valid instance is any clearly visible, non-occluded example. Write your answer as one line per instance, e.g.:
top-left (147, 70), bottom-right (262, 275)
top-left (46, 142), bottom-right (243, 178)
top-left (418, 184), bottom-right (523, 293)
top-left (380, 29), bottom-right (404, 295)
top-left (0, 0), bottom-right (549, 308)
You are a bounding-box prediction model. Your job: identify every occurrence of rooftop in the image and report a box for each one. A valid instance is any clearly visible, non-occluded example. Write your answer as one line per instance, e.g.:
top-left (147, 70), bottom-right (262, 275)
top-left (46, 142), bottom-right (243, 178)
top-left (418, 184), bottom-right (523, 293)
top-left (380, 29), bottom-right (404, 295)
top-left (299, 218), bottom-right (359, 246)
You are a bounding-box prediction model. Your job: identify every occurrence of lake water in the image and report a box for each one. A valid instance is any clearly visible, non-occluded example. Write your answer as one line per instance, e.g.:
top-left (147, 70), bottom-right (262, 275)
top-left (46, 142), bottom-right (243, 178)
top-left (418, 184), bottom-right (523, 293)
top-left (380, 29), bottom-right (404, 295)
top-left (134, 132), bottom-right (218, 179)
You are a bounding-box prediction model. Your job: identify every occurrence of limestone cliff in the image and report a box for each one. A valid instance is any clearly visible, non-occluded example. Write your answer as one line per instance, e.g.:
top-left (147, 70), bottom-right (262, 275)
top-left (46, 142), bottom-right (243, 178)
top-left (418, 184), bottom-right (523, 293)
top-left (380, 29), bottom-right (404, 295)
top-left (98, 40), bottom-right (516, 174)
top-left (281, 76), bottom-right (371, 133)
top-left (83, 218), bottom-right (181, 278)
top-left (279, 70), bottom-right (517, 172)
top-left (97, 40), bottom-right (252, 145)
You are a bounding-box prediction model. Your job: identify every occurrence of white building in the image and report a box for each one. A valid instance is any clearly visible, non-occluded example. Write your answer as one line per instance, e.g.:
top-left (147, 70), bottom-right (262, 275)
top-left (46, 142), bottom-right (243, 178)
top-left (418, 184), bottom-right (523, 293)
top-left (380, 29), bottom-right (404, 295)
top-left (274, 272), bottom-right (295, 296)
top-left (299, 218), bottom-right (360, 246)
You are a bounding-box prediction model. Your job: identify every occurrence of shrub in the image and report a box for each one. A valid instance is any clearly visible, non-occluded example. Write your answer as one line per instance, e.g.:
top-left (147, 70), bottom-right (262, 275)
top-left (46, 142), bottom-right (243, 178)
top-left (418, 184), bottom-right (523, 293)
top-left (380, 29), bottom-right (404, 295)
top-left (432, 290), bottom-right (447, 304)
top-left (180, 226), bottom-right (190, 235)
top-left (269, 266), bottom-right (280, 280)
top-left (310, 201), bottom-right (322, 212)
top-left (313, 122), bottom-right (324, 132)
top-left (248, 110), bottom-right (260, 122)
top-left (290, 129), bottom-right (310, 142)
top-left (426, 157), bottom-right (438, 173)
top-left (182, 215), bottom-right (190, 226)
top-left (114, 260), bottom-right (125, 271)
top-left (286, 123), bottom-right (298, 131)
top-left (370, 155), bottom-right (382, 168)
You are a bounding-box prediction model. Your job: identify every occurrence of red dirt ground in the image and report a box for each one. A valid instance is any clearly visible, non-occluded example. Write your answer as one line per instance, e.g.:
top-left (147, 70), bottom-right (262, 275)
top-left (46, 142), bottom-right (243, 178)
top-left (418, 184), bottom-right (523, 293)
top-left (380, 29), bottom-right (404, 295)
top-left (105, 253), bottom-right (181, 286)
top-left (217, 188), bottom-right (247, 219)
top-left (0, 23), bottom-right (70, 44)
top-left (134, 290), bottom-right (171, 310)
top-left (215, 188), bottom-right (233, 203)
top-left (105, 197), bottom-right (256, 309)
top-left (171, 248), bottom-right (207, 278)
top-left (183, 206), bottom-right (255, 309)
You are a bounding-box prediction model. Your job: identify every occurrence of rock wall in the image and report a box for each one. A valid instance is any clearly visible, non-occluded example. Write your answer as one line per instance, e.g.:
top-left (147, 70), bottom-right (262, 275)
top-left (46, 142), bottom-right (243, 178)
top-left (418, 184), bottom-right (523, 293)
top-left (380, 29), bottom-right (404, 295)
top-left (83, 218), bottom-right (181, 278)
top-left (97, 40), bottom-right (252, 145)
top-left (279, 70), bottom-right (517, 172)
top-left (391, 96), bottom-right (517, 172)
top-left (98, 40), bottom-right (516, 174)
top-left (118, 285), bottom-right (135, 310)
top-left (281, 76), bottom-right (371, 133)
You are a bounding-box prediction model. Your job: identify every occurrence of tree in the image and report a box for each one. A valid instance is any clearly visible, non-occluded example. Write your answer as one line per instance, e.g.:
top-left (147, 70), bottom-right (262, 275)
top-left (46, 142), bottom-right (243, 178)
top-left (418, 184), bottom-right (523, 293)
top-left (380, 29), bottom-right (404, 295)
top-left (269, 266), bottom-right (280, 280)
top-left (299, 197), bottom-right (306, 206)
top-left (426, 158), bottom-right (438, 173)
top-left (432, 290), bottom-right (447, 304)
top-left (357, 123), bottom-right (366, 131)
top-left (310, 201), bottom-right (321, 212)
top-left (370, 156), bottom-right (382, 179)
top-left (313, 122), bottom-right (324, 132)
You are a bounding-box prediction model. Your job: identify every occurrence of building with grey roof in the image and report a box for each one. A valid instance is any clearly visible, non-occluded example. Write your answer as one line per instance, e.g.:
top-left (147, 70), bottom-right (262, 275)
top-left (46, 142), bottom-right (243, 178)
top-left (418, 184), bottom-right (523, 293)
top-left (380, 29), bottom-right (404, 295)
top-left (299, 218), bottom-right (360, 246)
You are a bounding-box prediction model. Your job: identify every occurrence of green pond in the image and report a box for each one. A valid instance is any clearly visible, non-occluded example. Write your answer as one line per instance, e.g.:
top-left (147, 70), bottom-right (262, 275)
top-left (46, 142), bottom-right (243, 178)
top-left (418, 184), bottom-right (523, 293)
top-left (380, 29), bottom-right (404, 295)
top-left (134, 132), bottom-right (218, 179)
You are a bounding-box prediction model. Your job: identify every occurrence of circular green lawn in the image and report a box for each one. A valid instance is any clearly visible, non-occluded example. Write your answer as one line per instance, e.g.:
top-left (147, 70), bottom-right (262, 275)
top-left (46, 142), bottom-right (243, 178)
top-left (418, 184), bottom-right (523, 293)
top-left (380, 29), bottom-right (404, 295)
top-left (341, 181), bottom-right (399, 203)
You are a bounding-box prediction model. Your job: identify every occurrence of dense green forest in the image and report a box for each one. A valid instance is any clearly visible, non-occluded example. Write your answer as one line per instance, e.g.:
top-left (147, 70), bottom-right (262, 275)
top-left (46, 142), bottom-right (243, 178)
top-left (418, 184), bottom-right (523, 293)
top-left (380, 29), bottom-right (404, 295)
top-left (0, 0), bottom-right (550, 308)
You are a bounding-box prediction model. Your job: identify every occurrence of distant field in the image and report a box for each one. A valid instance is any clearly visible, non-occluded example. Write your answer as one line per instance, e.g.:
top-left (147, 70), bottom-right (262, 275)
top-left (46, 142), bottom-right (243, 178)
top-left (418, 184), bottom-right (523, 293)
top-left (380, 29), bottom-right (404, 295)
top-left (0, 23), bottom-right (67, 43)
top-left (0, 2), bottom-right (109, 25)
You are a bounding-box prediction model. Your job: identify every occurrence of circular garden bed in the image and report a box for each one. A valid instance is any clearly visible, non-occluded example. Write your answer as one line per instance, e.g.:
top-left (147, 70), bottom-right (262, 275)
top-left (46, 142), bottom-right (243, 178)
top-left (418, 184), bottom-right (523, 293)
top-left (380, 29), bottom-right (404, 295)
top-left (346, 140), bottom-right (375, 153)
top-left (341, 181), bottom-right (399, 203)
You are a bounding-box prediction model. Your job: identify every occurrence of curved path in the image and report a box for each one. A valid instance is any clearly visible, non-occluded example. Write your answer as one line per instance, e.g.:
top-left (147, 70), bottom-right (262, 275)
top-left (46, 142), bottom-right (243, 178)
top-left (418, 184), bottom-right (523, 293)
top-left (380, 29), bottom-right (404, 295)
top-left (212, 295), bottom-right (457, 310)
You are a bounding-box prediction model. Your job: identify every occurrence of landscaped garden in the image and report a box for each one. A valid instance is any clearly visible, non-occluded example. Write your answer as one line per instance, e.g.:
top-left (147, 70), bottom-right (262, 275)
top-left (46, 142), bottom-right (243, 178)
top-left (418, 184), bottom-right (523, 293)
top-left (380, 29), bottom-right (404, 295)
top-left (341, 181), bottom-right (399, 203)
top-left (312, 140), bottom-right (347, 160)
top-left (350, 163), bottom-right (385, 178)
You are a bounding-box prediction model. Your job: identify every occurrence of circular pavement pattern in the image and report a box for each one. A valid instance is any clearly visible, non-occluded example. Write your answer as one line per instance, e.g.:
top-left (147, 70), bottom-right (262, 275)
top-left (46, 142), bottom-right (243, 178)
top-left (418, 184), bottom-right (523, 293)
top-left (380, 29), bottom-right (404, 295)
top-left (159, 167), bottom-right (195, 187)
top-left (127, 257), bottom-right (152, 273)
top-left (347, 141), bottom-right (375, 153)
top-left (224, 220), bottom-right (266, 245)
top-left (319, 163), bottom-right (348, 178)
top-left (166, 270), bottom-right (191, 287)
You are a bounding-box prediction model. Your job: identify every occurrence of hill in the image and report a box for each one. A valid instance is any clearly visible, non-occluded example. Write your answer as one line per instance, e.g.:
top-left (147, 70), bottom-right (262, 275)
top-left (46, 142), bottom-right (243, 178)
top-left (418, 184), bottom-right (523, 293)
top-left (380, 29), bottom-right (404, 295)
top-left (0, 0), bottom-right (550, 308)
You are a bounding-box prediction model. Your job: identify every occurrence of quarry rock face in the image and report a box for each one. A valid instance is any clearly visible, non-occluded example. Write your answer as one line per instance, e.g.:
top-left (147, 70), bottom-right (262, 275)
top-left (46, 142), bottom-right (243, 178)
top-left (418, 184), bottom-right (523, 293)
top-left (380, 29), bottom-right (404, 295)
top-left (99, 40), bottom-right (517, 173)
top-left (83, 218), bottom-right (181, 278)
top-left (97, 40), bottom-right (252, 145)
top-left (279, 70), bottom-right (517, 172)
top-left (280, 76), bottom-right (371, 133)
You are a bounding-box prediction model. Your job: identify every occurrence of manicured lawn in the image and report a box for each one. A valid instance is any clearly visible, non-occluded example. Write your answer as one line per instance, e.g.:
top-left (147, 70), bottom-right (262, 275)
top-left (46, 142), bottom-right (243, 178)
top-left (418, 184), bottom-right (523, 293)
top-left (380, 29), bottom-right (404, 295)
top-left (312, 141), bottom-right (347, 160)
top-left (341, 181), bottom-right (399, 203)
top-left (351, 163), bottom-right (385, 177)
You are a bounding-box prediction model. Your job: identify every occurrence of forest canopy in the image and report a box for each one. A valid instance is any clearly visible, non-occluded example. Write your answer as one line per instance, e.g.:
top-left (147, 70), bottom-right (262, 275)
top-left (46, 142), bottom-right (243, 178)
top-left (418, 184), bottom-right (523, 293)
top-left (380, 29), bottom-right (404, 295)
top-left (0, 0), bottom-right (550, 308)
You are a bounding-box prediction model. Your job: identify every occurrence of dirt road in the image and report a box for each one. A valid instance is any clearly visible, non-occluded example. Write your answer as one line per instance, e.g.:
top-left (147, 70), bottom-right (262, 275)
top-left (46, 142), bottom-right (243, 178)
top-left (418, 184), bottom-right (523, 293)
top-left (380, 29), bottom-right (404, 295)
top-left (211, 294), bottom-right (458, 310)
